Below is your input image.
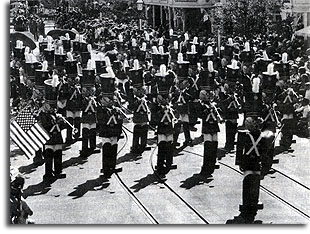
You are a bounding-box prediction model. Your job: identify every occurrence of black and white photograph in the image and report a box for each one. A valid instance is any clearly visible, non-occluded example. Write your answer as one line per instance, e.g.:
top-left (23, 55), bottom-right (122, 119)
top-left (7, 0), bottom-right (310, 225)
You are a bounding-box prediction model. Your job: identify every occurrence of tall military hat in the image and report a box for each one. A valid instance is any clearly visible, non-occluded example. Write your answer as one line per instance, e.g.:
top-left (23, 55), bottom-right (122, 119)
top-left (100, 66), bottom-right (116, 97)
top-left (186, 44), bottom-right (199, 66)
top-left (72, 34), bottom-right (80, 53)
top-left (201, 46), bottom-right (214, 68)
top-left (106, 49), bottom-right (118, 64)
top-left (128, 59), bottom-right (144, 88)
top-left (80, 44), bottom-right (92, 68)
top-left (157, 46), bottom-right (169, 66)
top-left (190, 36), bottom-right (199, 45)
top-left (35, 60), bottom-right (49, 92)
top-left (274, 52), bottom-right (290, 81)
top-left (224, 37), bottom-right (234, 59)
top-left (151, 46), bottom-right (160, 67)
top-left (138, 42), bottom-right (147, 62)
top-left (64, 52), bottom-right (78, 78)
top-left (170, 41), bottom-right (179, 62)
top-left (112, 60), bottom-right (122, 72)
top-left (44, 73), bottom-right (60, 108)
top-left (38, 35), bottom-right (48, 53)
top-left (54, 46), bottom-right (67, 67)
top-left (81, 59), bottom-right (96, 88)
top-left (116, 33), bottom-right (125, 53)
top-left (43, 36), bottom-right (55, 66)
top-left (25, 52), bottom-right (41, 82)
top-left (155, 64), bottom-right (173, 95)
top-left (80, 42), bottom-right (88, 53)
top-left (79, 34), bottom-right (88, 52)
top-left (169, 29), bottom-right (179, 45)
top-left (13, 40), bottom-right (25, 61)
top-left (198, 61), bottom-right (215, 91)
top-left (226, 59), bottom-right (240, 85)
top-left (262, 63), bottom-right (278, 94)
top-left (176, 53), bottom-right (189, 78)
top-left (240, 42), bottom-right (254, 65)
top-left (244, 77), bottom-right (262, 117)
top-left (61, 33), bottom-right (71, 52)
top-left (95, 53), bottom-right (107, 75)
top-left (257, 51), bottom-right (272, 74)
top-left (130, 38), bottom-right (140, 60)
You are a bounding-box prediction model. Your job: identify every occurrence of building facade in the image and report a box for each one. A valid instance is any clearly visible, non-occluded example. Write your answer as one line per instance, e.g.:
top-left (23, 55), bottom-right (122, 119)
top-left (281, 0), bottom-right (310, 28)
top-left (143, 0), bottom-right (222, 31)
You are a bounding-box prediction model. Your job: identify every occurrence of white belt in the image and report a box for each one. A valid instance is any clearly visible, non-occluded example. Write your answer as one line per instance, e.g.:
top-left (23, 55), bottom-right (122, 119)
top-left (66, 110), bottom-right (82, 118)
top-left (82, 123), bottom-right (96, 129)
top-left (102, 137), bottom-right (118, 145)
top-left (283, 114), bottom-right (293, 119)
top-left (45, 144), bottom-right (62, 151)
top-left (57, 100), bottom-right (67, 109)
top-left (203, 133), bottom-right (218, 141)
top-left (158, 134), bottom-right (173, 142)
top-left (178, 114), bottom-right (189, 122)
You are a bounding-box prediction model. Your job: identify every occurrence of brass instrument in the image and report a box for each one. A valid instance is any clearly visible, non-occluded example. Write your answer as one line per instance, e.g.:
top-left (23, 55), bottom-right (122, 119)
top-left (232, 93), bottom-right (242, 109)
top-left (271, 106), bottom-right (282, 128)
top-left (204, 101), bottom-right (224, 123)
top-left (56, 114), bottom-right (79, 134)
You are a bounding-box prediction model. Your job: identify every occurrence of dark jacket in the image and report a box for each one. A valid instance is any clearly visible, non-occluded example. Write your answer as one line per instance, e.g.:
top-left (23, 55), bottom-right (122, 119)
top-left (128, 96), bottom-right (150, 124)
top-left (96, 106), bottom-right (123, 138)
top-left (39, 112), bottom-right (66, 145)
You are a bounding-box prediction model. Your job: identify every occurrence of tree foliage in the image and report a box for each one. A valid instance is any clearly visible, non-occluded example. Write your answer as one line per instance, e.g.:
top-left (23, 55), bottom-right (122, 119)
top-left (214, 0), bottom-right (284, 39)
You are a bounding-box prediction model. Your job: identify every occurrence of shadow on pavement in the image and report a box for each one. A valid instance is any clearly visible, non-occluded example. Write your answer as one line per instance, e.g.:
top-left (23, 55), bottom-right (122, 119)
top-left (180, 173), bottom-right (213, 190)
top-left (68, 176), bottom-right (110, 199)
top-left (10, 148), bottom-right (25, 157)
top-left (62, 155), bottom-right (88, 169)
top-left (130, 173), bottom-right (160, 193)
top-left (23, 178), bottom-right (57, 198)
top-left (217, 148), bottom-right (227, 160)
top-left (18, 162), bottom-right (42, 175)
top-left (116, 152), bottom-right (143, 165)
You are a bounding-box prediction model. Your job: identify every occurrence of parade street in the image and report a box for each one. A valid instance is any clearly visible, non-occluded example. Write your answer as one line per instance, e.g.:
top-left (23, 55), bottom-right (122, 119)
top-left (10, 120), bottom-right (310, 224)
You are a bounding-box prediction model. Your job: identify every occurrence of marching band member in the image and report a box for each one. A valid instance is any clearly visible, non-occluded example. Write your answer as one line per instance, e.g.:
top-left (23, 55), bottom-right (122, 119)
top-left (65, 53), bottom-right (82, 143)
top-left (277, 85), bottom-right (299, 152)
top-left (80, 59), bottom-right (97, 157)
top-left (274, 52), bottom-right (290, 82)
top-left (43, 36), bottom-right (55, 67)
top-left (39, 74), bottom-right (67, 181)
top-left (222, 59), bottom-right (242, 153)
top-left (154, 65), bottom-right (175, 176)
top-left (224, 38), bottom-right (234, 62)
top-left (197, 61), bottom-right (223, 178)
top-left (261, 63), bottom-right (279, 176)
top-left (172, 53), bottom-right (193, 148)
top-left (97, 66), bottom-right (124, 177)
top-left (32, 61), bottom-right (49, 165)
top-left (128, 59), bottom-right (150, 154)
top-left (229, 77), bottom-right (264, 224)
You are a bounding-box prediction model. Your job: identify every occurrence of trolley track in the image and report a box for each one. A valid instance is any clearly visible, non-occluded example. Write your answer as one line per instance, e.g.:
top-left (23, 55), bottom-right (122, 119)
top-left (181, 148), bottom-right (310, 221)
top-left (117, 126), bottom-right (210, 224)
top-left (122, 124), bottom-right (310, 222)
top-left (112, 129), bottom-right (159, 224)
top-left (148, 142), bottom-right (210, 224)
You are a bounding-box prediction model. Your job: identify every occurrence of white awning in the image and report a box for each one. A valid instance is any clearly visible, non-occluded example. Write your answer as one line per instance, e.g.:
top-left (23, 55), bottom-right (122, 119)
top-left (295, 26), bottom-right (310, 37)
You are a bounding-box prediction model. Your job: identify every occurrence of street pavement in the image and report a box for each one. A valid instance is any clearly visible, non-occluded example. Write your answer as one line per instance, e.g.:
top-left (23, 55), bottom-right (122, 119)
top-left (9, 117), bottom-right (310, 224)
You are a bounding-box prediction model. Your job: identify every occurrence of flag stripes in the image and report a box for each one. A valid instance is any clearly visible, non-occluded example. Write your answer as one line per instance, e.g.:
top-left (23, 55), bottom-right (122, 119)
top-left (10, 107), bottom-right (50, 159)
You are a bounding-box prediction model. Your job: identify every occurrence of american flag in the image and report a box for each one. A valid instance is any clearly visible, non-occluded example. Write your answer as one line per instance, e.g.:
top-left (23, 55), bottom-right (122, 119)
top-left (10, 106), bottom-right (50, 159)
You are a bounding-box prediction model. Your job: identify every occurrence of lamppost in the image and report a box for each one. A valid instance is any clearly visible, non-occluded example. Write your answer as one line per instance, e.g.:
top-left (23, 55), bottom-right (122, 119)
top-left (136, 0), bottom-right (144, 30)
